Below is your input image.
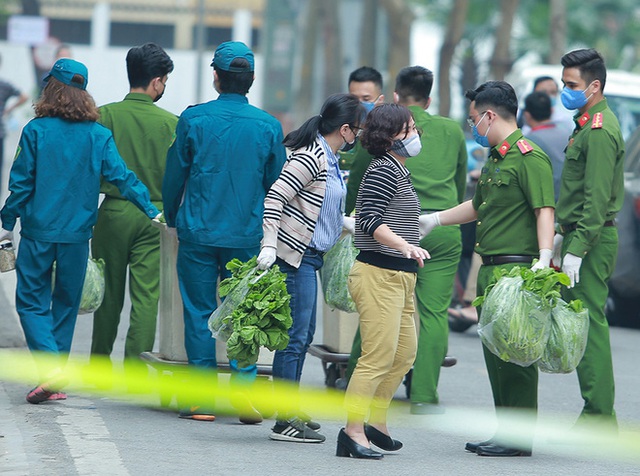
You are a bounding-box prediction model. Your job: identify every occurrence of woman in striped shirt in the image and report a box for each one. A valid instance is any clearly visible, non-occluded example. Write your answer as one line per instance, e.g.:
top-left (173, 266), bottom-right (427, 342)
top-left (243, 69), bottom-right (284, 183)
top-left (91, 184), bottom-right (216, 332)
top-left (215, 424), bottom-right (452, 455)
top-left (338, 104), bottom-right (430, 459)
top-left (257, 93), bottom-right (365, 443)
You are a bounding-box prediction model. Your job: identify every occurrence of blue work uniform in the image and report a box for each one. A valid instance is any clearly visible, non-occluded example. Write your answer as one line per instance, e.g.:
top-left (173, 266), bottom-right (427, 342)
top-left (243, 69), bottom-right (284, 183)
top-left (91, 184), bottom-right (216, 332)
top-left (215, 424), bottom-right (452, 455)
top-left (162, 93), bottom-right (286, 374)
top-left (1, 117), bottom-right (159, 358)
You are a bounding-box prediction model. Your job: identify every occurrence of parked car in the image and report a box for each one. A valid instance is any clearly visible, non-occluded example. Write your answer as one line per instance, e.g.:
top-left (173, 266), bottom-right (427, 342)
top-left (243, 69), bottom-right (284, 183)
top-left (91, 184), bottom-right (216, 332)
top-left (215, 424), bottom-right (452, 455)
top-left (606, 126), bottom-right (640, 328)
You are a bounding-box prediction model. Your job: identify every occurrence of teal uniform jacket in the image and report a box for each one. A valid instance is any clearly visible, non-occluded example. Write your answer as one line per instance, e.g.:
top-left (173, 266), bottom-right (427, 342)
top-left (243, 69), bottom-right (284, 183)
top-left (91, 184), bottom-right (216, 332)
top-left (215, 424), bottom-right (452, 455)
top-left (1, 117), bottom-right (159, 239)
top-left (162, 93), bottom-right (287, 248)
top-left (556, 98), bottom-right (624, 425)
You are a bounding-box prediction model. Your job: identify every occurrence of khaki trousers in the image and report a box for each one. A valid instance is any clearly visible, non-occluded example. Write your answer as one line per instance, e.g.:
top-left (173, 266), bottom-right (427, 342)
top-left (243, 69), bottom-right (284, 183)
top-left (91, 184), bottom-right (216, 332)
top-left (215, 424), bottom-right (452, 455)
top-left (344, 261), bottom-right (417, 417)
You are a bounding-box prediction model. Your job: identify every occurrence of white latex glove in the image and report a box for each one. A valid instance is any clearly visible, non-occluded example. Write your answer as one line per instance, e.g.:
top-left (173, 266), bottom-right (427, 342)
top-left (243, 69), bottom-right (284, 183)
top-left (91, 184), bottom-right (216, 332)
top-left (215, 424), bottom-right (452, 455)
top-left (0, 228), bottom-right (13, 243)
top-left (531, 248), bottom-right (552, 271)
top-left (419, 212), bottom-right (441, 239)
top-left (562, 253), bottom-right (583, 288)
top-left (257, 246), bottom-right (277, 270)
top-left (343, 216), bottom-right (356, 235)
top-left (551, 233), bottom-right (564, 268)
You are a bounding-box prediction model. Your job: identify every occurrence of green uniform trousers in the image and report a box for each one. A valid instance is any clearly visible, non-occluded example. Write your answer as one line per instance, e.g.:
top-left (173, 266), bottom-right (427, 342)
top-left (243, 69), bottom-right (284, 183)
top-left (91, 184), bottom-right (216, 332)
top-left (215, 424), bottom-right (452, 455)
top-left (478, 262), bottom-right (538, 447)
top-left (345, 226), bottom-right (461, 401)
top-left (91, 198), bottom-right (161, 359)
top-left (410, 225), bottom-right (461, 403)
top-left (562, 226), bottom-right (618, 427)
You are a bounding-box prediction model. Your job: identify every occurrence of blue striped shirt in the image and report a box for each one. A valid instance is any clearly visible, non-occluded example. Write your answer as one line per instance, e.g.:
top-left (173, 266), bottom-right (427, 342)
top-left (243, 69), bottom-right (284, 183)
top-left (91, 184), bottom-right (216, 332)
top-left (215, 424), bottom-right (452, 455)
top-left (309, 134), bottom-right (346, 252)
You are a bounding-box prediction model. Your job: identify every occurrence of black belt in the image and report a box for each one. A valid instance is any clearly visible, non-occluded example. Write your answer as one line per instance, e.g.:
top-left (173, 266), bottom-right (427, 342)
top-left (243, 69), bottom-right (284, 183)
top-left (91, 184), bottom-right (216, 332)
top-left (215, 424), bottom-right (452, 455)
top-left (481, 255), bottom-right (535, 266)
top-left (307, 247), bottom-right (325, 257)
top-left (559, 220), bottom-right (615, 233)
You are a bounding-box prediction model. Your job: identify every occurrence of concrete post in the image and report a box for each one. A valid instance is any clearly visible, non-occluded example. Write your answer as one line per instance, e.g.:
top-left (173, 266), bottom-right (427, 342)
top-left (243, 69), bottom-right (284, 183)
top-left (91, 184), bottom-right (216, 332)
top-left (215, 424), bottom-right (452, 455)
top-left (91, 2), bottom-right (110, 50)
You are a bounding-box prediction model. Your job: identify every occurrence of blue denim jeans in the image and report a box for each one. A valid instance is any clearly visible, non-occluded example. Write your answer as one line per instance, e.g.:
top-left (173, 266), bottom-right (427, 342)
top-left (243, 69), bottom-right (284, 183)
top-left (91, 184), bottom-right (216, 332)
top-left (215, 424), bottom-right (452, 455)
top-left (272, 248), bottom-right (324, 382)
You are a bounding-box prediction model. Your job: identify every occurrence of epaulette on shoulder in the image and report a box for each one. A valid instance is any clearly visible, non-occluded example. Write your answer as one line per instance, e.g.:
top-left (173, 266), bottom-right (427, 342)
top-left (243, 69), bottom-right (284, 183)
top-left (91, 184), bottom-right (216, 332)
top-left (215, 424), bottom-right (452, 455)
top-left (591, 112), bottom-right (603, 129)
top-left (516, 139), bottom-right (534, 155)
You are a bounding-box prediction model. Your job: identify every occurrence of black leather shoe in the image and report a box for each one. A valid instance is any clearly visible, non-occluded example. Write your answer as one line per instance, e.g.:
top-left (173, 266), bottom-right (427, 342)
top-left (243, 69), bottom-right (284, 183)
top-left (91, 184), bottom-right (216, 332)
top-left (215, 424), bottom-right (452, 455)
top-left (364, 424), bottom-right (403, 451)
top-left (442, 356), bottom-right (458, 367)
top-left (464, 439), bottom-right (492, 453)
top-left (476, 443), bottom-right (532, 457)
top-left (336, 428), bottom-right (383, 459)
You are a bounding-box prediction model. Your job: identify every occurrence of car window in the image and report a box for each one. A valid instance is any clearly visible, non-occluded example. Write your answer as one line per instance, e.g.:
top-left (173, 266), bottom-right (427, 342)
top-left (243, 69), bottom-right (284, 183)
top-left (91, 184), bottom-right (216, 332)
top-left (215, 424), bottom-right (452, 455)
top-left (607, 96), bottom-right (640, 141)
top-left (624, 126), bottom-right (640, 175)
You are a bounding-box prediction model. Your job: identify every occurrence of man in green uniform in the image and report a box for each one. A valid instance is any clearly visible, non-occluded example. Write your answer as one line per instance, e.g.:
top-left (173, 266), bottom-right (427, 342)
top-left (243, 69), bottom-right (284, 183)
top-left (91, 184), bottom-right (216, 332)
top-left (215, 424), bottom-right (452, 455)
top-left (91, 43), bottom-right (177, 360)
top-left (395, 66), bottom-right (467, 414)
top-left (553, 48), bottom-right (623, 430)
top-left (344, 66), bottom-right (385, 215)
top-left (421, 81), bottom-right (555, 456)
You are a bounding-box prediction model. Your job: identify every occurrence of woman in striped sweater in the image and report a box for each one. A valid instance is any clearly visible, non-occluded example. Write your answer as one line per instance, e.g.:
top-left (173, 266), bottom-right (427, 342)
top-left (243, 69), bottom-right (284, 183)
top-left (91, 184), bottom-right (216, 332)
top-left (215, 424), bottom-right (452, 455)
top-left (338, 104), bottom-right (430, 459)
top-left (257, 93), bottom-right (365, 443)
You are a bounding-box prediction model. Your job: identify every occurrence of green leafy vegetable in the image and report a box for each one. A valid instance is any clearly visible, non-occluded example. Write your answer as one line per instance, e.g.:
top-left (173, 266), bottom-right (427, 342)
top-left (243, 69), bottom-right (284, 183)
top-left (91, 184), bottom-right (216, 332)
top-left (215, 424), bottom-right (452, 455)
top-left (538, 299), bottom-right (589, 374)
top-left (320, 235), bottom-right (358, 313)
top-left (208, 257), bottom-right (292, 369)
top-left (52, 258), bottom-right (105, 315)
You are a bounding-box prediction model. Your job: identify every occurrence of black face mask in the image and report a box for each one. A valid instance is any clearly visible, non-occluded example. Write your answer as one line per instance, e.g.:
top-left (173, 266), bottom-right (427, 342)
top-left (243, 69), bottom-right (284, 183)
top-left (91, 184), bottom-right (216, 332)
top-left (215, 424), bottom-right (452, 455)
top-left (153, 90), bottom-right (164, 103)
top-left (341, 137), bottom-right (358, 152)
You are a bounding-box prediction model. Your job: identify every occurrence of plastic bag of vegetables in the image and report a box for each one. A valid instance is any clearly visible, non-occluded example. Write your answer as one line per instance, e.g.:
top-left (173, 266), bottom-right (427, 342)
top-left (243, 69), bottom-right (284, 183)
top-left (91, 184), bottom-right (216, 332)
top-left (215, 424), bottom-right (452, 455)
top-left (538, 299), bottom-right (589, 374)
top-left (208, 257), bottom-right (292, 369)
top-left (52, 257), bottom-right (106, 314)
top-left (320, 234), bottom-right (358, 313)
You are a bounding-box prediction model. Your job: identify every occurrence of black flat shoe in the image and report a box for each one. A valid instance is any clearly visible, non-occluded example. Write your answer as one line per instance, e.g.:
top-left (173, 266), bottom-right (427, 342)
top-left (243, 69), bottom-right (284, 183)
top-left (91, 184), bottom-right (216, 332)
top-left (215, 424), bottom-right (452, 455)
top-left (364, 424), bottom-right (403, 451)
top-left (476, 443), bottom-right (532, 457)
top-left (464, 439), bottom-right (492, 453)
top-left (336, 428), bottom-right (383, 459)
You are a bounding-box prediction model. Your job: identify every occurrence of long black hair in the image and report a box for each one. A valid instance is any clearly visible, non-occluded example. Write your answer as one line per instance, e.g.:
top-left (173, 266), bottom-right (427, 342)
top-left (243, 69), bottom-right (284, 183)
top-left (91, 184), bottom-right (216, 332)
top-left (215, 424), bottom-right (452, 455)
top-left (283, 93), bottom-right (365, 150)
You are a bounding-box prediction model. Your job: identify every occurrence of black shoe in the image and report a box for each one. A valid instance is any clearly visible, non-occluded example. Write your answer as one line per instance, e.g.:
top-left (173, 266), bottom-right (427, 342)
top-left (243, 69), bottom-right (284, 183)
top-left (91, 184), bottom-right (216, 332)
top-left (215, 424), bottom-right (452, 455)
top-left (476, 443), bottom-right (532, 457)
top-left (464, 439), bottom-right (492, 452)
top-left (442, 356), bottom-right (458, 367)
top-left (298, 411), bottom-right (321, 431)
top-left (269, 418), bottom-right (326, 443)
top-left (336, 428), bottom-right (383, 459)
top-left (364, 424), bottom-right (402, 451)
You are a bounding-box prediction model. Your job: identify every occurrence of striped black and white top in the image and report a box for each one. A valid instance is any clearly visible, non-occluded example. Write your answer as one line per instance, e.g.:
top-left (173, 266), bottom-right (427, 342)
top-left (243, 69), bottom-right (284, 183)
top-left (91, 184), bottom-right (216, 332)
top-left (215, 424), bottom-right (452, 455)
top-left (354, 153), bottom-right (421, 272)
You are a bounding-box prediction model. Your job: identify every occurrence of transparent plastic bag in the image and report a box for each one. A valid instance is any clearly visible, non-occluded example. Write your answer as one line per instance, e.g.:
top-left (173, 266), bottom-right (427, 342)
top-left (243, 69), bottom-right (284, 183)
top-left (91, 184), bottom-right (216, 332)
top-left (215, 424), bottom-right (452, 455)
top-left (52, 257), bottom-right (106, 314)
top-left (477, 276), bottom-right (552, 367)
top-left (538, 299), bottom-right (589, 374)
top-left (208, 268), bottom-right (259, 341)
top-left (320, 235), bottom-right (358, 313)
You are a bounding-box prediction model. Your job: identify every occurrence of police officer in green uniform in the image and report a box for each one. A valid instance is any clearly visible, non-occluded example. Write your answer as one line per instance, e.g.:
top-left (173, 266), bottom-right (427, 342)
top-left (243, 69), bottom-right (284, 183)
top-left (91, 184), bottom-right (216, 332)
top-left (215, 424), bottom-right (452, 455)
top-left (395, 66), bottom-right (467, 414)
top-left (421, 81), bottom-right (555, 456)
top-left (553, 48), bottom-right (623, 429)
top-left (91, 43), bottom-right (177, 360)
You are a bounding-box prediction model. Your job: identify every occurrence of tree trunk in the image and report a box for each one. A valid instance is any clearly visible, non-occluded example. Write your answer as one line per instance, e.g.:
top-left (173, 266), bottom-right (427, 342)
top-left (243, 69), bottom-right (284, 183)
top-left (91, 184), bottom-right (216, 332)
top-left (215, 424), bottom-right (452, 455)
top-left (438, 0), bottom-right (469, 117)
top-left (294, 1), bottom-right (319, 124)
top-left (359, 0), bottom-right (378, 67)
top-left (380, 0), bottom-right (414, 101)
top-left (490, 0), bottom-right (519, 80)
top-left (548, 0), bottom-right (566, 64)
top-left (320, 0), bottom-right (343, 97)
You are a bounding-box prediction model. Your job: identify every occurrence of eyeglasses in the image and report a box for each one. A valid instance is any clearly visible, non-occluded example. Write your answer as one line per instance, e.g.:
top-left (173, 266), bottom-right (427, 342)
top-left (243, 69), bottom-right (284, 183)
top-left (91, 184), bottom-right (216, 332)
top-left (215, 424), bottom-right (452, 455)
top-left (466, 111), bottom-right (488, 128)
top-left (350, 126), bottom-right (364, 138)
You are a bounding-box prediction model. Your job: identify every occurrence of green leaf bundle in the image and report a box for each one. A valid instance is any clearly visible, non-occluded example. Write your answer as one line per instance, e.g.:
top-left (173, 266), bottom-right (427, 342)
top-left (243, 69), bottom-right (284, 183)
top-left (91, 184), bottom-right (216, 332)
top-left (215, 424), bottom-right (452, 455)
top-left (319, 235), bottom-right (358, 313)
top-left (208, 257), bottom-right (292, 369)
top-left (52, 257), bottom-right (105, 315)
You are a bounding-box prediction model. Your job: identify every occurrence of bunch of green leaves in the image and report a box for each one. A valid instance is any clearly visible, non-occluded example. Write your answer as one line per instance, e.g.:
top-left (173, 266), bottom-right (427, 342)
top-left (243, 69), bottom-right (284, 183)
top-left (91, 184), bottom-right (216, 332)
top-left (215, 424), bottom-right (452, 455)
top-left (320, 235), bottom-right (358, 313)
top-left (52, 258), bottom-right (105, 315)
top-left (472, 265), bottom-right (571, 309)
top-left (215, 257), bottom-right (292, 369)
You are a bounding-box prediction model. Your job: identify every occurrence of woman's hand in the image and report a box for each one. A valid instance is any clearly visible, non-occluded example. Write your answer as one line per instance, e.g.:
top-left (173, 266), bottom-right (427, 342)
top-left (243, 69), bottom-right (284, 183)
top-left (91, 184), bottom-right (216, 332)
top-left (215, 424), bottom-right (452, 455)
top-left (402, 243), bottom-right (431, 268)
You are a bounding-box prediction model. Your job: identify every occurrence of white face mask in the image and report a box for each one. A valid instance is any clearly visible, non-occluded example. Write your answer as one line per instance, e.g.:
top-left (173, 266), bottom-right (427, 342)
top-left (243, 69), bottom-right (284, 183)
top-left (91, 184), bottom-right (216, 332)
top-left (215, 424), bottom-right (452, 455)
top-left (390, 133), bottom-right (422, 157)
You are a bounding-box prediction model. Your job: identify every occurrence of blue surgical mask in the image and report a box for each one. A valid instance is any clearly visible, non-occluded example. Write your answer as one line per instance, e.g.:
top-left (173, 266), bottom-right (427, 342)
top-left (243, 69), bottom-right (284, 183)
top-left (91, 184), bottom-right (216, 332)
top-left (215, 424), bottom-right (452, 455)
top-left (390, 134), bottom-right (422, 157)
top-left (361, 101), bottom-right (375, 114)
top-left (560, 83), bottom-right (593, 110)
top-left (472, 112), bottom-right (491, 148)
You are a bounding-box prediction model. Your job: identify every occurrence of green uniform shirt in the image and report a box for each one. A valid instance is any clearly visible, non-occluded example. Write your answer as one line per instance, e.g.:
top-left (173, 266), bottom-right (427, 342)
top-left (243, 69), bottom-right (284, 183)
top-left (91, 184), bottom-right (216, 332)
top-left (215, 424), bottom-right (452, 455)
top-left (344, 141), bottom-right (373, 215)
top-left (555, 98), bottom-right (625, 257)
top-left (472, 130), bottom-right (555, 256)
top-left (99, 93), bottom-right (178, 201)
top-left (405, 106), bottom-right (467, 210)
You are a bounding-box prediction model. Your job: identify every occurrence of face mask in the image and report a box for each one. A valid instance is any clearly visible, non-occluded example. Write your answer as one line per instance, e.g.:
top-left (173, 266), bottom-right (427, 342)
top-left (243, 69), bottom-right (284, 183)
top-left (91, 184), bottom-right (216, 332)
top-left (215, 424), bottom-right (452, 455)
top-left (340, 133), bottom-right (357, 152)
top-left (154, 90), bottom-right (164, 103)
top-left (560, 83), bottom-right (593, 110)
top-left (361, 101), bottom-right (375, 114)
top-left (472, 112), bottom-right (491, 148)
top-left (390, 134), bottom-right (422, 157)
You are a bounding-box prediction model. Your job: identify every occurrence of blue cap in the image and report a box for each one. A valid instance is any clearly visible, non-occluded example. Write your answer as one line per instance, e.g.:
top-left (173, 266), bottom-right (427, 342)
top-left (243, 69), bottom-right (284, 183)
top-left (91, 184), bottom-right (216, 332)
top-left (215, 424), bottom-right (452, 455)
top-left (210, 41), bottom-right (254, 72)
top-left (44, 58), bottom-right (88, 90)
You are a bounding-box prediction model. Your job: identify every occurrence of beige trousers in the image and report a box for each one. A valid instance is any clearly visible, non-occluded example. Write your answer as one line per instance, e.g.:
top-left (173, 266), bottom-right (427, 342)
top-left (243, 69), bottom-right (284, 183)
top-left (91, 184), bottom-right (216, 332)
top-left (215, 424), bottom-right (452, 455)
top-left (344, 261), bottom-right (418, 418)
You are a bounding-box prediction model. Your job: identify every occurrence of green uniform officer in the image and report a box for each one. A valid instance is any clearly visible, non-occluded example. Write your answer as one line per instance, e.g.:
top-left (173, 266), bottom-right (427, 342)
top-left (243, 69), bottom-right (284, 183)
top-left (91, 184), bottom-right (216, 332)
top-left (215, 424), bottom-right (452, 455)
top-left (421, 81), bottom-right (555, 457)
top-left (91, 44), bottom-right (178, 360)
top-left (553, 49), bottom-right (624, 429)
top-left (396, 67), bottom-right (467, 414)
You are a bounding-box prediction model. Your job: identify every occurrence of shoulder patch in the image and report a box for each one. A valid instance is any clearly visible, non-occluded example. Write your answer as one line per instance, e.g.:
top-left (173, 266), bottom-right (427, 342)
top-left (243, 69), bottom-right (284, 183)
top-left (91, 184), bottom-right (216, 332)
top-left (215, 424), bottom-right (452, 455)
top-left (578, 113), bottom-right (590, 128)
top-left (516, 139), bottom-right (533, 155)
top-left (591, 112), bottom-right (603, 129)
